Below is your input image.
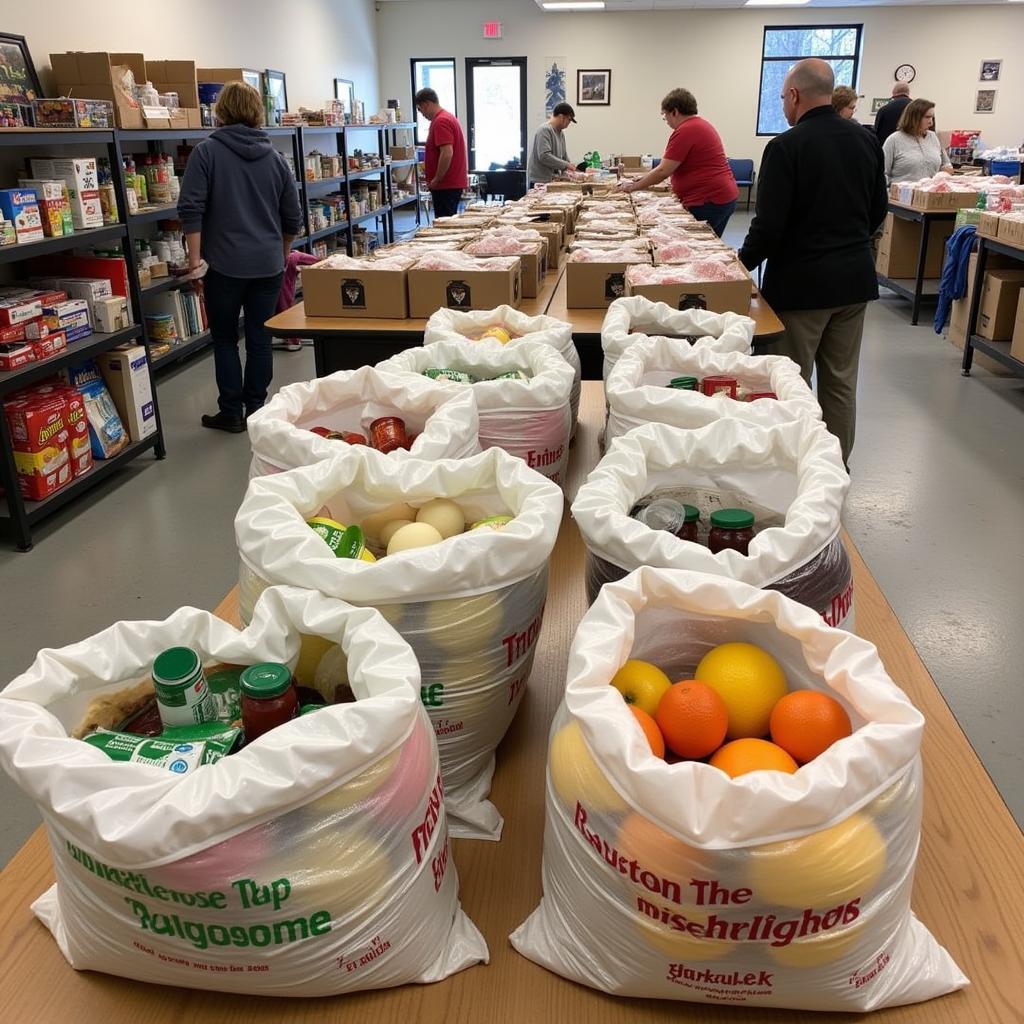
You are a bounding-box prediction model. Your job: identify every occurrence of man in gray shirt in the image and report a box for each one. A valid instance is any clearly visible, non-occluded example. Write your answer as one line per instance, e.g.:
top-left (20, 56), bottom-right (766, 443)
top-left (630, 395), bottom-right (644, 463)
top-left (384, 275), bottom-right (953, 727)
top-left (528, 102), bottom-right (578, 184)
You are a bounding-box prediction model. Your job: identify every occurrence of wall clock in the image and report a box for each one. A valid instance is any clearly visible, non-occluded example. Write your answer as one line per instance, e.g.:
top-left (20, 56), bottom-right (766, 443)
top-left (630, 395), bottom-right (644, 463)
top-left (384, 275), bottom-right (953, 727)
top-left (895, 64), bottom-right (916, 83)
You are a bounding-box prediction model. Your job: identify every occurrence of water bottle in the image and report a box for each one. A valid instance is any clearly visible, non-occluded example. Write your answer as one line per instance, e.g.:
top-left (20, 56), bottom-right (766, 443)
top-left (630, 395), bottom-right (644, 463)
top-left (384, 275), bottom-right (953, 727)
top-left (976, 191), bottom-right (987, 211)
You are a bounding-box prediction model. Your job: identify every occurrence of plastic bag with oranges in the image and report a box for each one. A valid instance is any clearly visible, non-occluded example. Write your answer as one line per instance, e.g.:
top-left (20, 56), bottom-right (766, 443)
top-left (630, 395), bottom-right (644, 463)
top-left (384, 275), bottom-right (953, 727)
top-left (0, 586), bottom-right (487, 996)
top-left (511, 566), bottom-right (967, 1011)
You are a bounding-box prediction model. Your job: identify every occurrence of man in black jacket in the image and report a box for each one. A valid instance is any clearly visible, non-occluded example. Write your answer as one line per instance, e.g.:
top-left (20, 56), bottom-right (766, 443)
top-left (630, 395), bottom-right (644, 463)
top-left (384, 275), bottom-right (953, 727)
top-left (739, 58), bottom-right (887, 465)
top-left (874, 82), bottom-right (912, 144)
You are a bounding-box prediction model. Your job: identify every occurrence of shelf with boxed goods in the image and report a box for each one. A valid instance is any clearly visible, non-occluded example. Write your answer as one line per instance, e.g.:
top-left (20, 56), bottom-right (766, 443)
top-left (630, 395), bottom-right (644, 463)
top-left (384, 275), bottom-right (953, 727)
top-left (960, 230), bottom-right (1024, 380)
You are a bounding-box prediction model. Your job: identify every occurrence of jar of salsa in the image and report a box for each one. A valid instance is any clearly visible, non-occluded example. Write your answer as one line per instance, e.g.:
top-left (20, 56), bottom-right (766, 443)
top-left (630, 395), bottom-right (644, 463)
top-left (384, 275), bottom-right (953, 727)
top-left (702, 375), bottom-right (738, 399)
top-left (369, 416), bottom-right (410, 454)
top-left (678, 504), bottom-right (701, 543)
top-left (240, 663), bottom-right (298, 742)
top-left (708, 508), bottom-right (755, 555)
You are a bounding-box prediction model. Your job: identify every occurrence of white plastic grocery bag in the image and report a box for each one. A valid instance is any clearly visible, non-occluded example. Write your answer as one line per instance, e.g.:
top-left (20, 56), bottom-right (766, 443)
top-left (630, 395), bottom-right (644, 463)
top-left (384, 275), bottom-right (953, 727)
top-left (604, 337), bottom-right (821, 446)
top-left (511, 567), bottom-right (967, 1011)
top-left (572, 419), bottom-right (854, 630)
top-left (423, 304), bottom-right (582, 435)
top-left (0, 585), bottom-right (487, 996)
top-left (601, 296), bottom-right (754, 381)
top-left (246, 365), bottom-right (481, 478)
top-left (235, 447), bottom-right (563, 840)
top-left (377, 339), bottom-right (574, 487)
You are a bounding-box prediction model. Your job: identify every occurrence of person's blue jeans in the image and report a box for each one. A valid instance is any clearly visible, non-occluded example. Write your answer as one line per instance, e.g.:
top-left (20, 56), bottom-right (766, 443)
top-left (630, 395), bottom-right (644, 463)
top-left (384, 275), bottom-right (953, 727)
top-left (687, 199), bottom-right (738, 238)
top-left (204, 268), bottom-right (283, 418)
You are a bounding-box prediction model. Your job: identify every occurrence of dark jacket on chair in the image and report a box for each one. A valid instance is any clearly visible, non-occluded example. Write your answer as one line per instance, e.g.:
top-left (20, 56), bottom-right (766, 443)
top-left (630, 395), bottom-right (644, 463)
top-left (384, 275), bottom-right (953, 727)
top-left (738, 106), bottom-right (888, 312)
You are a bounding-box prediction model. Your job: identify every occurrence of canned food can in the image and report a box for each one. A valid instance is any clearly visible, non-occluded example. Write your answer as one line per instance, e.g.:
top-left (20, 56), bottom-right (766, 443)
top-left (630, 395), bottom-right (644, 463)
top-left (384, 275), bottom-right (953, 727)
top-left (152, 647), bottom-right (218, 728)
top-left (369, 416), bottom-right (410, 453)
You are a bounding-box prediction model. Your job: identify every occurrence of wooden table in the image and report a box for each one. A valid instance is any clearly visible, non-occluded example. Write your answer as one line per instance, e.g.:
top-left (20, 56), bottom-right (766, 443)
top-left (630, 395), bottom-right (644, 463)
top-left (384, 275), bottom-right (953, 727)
top-left (265, 266), bottom-right (785, 380)
top-left (3, 382), bottom-right (1022, 1022)
top-left (876, 202), bottom-right (957, 326)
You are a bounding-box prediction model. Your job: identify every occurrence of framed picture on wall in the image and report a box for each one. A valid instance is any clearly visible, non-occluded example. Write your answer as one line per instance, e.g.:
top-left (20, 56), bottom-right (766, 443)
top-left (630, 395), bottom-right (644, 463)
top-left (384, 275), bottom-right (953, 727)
top-left (334, 77), bottom-right (355, 116)
top-left (242, 69), bottom-right (262, 92)
top-left (979, 60), bottom-right (1001, 83)
top-left (577, 69), bottom-right (611, 106)
top-left (975, 89), bottom-right (996, 114)
top-left (0, 32), bottom-right (42, 104)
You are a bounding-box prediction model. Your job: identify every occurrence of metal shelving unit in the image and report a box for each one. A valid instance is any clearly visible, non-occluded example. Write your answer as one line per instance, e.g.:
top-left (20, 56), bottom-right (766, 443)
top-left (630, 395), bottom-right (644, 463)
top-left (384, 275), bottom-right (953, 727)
top-left (962, 233), bottom-right (1024, 379)
top-left (0, 128), bottom-right (166, 550)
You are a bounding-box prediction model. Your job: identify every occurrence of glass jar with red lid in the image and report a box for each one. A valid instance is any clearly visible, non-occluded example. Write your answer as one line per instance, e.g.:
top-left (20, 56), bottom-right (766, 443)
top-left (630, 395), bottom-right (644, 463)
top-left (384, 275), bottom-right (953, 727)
top-left (708, 508), bottom-right (755, 555)
top-left (240, 663), bottom-right (298, 742)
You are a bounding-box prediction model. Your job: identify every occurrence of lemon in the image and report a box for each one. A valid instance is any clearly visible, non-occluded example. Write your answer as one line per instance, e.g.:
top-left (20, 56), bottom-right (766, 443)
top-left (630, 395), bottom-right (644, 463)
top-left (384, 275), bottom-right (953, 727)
top-left (635, 913), bottom-right (735, 962)
top-left (695, 642), bottom-right (788, 739)
top-left (609, 659), bottom-right (672, 717)
top-left (548, 720), bottom-right (626, 814)
top-left (746, 812), bottom-right (887, 908)
top-left (768, 917), bottom-right (867, 968)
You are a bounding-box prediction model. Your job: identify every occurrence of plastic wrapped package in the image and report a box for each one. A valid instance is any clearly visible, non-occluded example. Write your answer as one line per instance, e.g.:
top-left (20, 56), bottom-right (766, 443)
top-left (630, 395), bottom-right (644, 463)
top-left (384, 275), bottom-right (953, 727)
top-left (572, 418), bottom-right (855, 630)
top-left (423, 305), bottom-right (582, 436)
top-left (627, 261), bottom-right (748, 286)
top-left (377, 339), bottom-right (574, 487)
top-left (464, 237), bottom-right (537, 256)
top-left (246, 365), bottom-right (481, 477)
top-left (0, 586), bottom-right (487, 996)
top-left (569, 247), bottom-right (650, 264)
top-left (314, 253), bottom-right (417, 271)
top-left (412, 253), bottom-right (520, 272)
top-left (655, 241), bottom-right (734, 263)
top-left (510, 567), bottom-right (967, 1011)
top-left (235, 448), bottom-right (563, 839)
top-left (602, 296), bottom-right (755, 381)
top-left (604, 337), bottom-right (821, 445)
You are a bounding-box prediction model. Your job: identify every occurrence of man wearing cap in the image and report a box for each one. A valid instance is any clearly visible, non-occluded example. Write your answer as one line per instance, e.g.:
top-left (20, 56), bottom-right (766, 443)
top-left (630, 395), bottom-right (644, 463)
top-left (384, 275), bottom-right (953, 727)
top-left (528, 103), bottom-right (578, 185)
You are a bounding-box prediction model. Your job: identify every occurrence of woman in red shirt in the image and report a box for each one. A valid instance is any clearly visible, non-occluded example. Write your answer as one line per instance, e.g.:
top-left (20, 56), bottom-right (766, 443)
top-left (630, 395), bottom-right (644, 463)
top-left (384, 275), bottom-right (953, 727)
top-left (619, 88), bottom-right (739, 237)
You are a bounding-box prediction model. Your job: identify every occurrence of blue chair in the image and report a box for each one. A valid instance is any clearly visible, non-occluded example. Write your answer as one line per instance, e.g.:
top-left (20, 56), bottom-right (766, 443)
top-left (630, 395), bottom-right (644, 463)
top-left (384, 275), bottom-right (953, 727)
top-left (728, 158), bottom-right (755, 210)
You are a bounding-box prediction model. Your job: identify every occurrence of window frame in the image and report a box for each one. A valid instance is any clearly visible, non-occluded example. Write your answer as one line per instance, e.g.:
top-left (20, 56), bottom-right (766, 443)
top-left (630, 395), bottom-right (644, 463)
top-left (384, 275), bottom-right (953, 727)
top-left (755, 24), bottom-right (863, 137)
top-left (410, 57), bottom-right (457, 145)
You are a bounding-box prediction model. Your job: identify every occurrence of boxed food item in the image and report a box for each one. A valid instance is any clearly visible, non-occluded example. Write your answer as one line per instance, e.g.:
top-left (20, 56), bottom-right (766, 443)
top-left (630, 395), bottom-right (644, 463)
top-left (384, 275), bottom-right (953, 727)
top-left (302, 254), bottom-right (412, 318)
top-left (146, 59), bottom-right (203, 129)
top-left (89, 295), bottom-right (132, 333)
top-left (407, 256), bottom-right (522, 318)
top-left (566, 255), bottom-right (652, 309)
top-left (625, 260), bottom-right (753, 315)
top-left (0, 189), bottom-right (45, 244)
top-left (28, 158), bottom-right (103, 229)
top-left (46, 277), bottom-right (113, 303)
top-left (30, 97), bottom-right (115, 128)
top-left (0, 342), bottom-right (35, 371)
top-left (31, 330), bottom-right (68, 362)
top-left (17, 180), bottom-right (73, 237)
top-left (26, 298), bottom-right (90, 337)
top-left (0, 101), bottom-right (31, 127)
top-left (0, 292), bottom-right (44, 326)
top-left (390, 145), bottom-right (416, 160)
top-left (97, 346), bottom-right (156, 442)
top-left (976, 268), bottom-right (1024, 341)
top-left (68, 361), bottom-right (130, 459)
top-left (4, 389), bottom-right (73, 500)
top-left (50, 51), bottom-right (146, 129)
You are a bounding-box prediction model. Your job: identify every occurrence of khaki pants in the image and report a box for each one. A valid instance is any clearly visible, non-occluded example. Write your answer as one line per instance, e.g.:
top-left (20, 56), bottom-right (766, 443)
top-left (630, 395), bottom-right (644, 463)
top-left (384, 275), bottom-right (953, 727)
top-left (774, 304), bottom-right (867, 465)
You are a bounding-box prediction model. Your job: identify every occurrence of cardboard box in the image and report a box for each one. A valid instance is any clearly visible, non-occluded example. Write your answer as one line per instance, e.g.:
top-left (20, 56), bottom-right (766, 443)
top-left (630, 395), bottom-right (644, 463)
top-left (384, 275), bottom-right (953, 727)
top-left (0, 189), bottom-right (44, 243)
top-left (389, 146), bottom-right (415, 161)
top-left (50, 52), bottom-right (148, 129)
top-left (566, 258), bottom-right (651, 308)
top-left (28, 158), bottom-right (102, 229)
top-left (464, 242), bottom-right (545, 297)
top-left (976, 268), bottom-right (1024, 341)
top-left (146, 60), bottom-right (202, 129)
top-left (197, 67), bottom-right (260, 86)
top-left (997, 217), bottom-right (1024, 248)
top-left (618, 156), bottom-right (643, 168)
top-left (908, 189), bottom-right (978, 212)
top-left (0, 342), bottom-right (34, 370)
top-left (302, 264), bottom-right (409, 318)
top-left (17, 180), bottom-right (71, 237)
top-left (1010, 291), bottom-right (1024, 364)
top-left (875, 213), bottom-right (954, 279)
top-left (97, 346), bottom-right (157, 442)
top-left (0, 293), bottom-right (43, 326)
top-left (407, 263), bottom-right (522, 318)
top-left (89, 296), bottom-right (131, 333)
top-left (49, 277), bottom-right (113, 303)
top-left (624, 261), bottom-right (753, 315)
top-left (947, 253), bottom-right (1018, 378)
top-left (977, 211), bottom-right (1002, 239)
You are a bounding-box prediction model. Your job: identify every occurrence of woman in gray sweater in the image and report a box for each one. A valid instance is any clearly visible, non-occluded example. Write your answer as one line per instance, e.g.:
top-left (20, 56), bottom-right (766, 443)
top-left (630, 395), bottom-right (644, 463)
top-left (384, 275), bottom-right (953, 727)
top-left (881, 98), bottom-right (953, 185)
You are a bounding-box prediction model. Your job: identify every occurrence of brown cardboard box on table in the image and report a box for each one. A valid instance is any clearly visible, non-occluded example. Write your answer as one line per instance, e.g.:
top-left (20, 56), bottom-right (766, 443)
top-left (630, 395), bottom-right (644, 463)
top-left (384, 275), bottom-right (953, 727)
top-left (618, 156), bottom-right (643, 168)
top-left (976, 268), bottom-right (1024, 341)
top-left (625, 258), bottom-right (753, 315)
top-left (909, 189), bottom-right (977, 212)
top-left (875, 212), bottom-right (954, 279)
top-left (566, 257), bottom-right (651, 308)
top-left (506, 216), bottom-right (565, 259)
top-left (1010, 292), bottom-right (1024, 364)
top-left (977, 211), bottom-right (1003, 240)
top-left (407, 260), bottom-right (522, 318)
top-left (531, 204), bottom-right (578, 234)
top-left (302, 263), bottom-right (409, 319)
top-left (998, 217), bottom-right (1024, 248)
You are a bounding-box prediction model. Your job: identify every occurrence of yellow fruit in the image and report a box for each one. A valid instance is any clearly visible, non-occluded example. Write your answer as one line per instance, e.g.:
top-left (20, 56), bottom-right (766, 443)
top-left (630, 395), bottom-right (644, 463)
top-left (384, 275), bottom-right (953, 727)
top-left (361, 502), bottom-right (417, 546)
top-left (548, 720), bottom-right (626, 814)
top-left (610, 659), bottom-right (672, 717)
top-left (311, 748), bottom-right (400, 814)
top-left (747, 812), bottom-right (887, 908)
top-left (425, 591), bottom-right (505, 654)
top-left (634, 913), bottom-right (735, 962)
top-left (768, 917), bottom-right (867, 968)
top-left (867, 769), bottom-right (918, 820)
top-left (386, 521), bottom-right (443, 555)
top-left (415, 498), bottom-right (466, 539)
top-left (695, 642), bottom-right (788, 739)
top-left (294, 634), bottom-right (336, 689)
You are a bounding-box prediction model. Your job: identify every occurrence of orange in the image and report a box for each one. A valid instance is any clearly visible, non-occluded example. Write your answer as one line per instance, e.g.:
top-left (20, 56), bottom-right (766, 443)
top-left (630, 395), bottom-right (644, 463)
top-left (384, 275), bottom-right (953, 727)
top-left (629, 705), bottom-right (665, 759)
top-left (709, 738), bottom-right (798, 778)
top-left (694, 642), bottom-right (788, 739)
top-left (654, 681), bottom-right (728, 759)
top-left (770, 690), bottom-right (853, 764)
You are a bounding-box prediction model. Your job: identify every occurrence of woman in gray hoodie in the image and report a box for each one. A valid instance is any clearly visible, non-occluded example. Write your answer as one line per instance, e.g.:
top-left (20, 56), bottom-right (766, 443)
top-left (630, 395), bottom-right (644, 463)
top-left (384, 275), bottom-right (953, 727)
top-left (178, 81), bottom-right (302, 433)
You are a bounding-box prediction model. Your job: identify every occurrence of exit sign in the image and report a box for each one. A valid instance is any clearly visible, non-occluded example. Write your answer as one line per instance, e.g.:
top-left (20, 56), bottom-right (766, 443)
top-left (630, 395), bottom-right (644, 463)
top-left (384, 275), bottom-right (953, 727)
top-left (483, 21), bottom-right (503, 38)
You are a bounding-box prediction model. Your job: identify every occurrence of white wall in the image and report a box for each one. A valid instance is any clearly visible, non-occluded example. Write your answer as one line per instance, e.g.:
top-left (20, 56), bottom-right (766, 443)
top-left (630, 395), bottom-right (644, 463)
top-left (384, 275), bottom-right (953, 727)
top-left (376, 0), bottom-right (1024, 166)
top-left (10, 0), bottom-right (380, 114)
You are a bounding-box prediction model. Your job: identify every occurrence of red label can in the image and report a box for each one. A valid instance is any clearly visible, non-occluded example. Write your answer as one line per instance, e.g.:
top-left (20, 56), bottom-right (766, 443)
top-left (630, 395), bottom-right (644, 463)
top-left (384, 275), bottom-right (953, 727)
top-left (368, 416), bottom-right (410, 454)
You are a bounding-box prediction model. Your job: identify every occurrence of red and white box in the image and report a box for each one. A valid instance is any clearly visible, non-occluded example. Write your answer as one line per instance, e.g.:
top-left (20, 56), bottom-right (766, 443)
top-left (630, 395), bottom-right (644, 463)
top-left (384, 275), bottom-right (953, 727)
top-left (0, 292), bottom-right (44, 327)
top-left (4, 389), bottom-right (73, 500)
top-left (0, 342), bottom-right (35, 371)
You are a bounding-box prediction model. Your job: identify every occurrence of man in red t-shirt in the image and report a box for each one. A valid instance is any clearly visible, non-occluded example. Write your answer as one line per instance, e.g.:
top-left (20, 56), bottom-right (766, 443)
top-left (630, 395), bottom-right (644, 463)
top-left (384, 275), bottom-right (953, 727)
top-left (415, 87), bottom-right (469, 219)
top-left (619, 88), bottom-right (739, 236)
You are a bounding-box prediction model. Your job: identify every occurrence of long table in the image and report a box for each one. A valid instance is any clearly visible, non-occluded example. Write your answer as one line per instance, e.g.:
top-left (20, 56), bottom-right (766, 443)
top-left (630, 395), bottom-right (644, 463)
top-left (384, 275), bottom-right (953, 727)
top-left (1, 382), bottom-right (1022, 1021)
top-left (266, 265), bottom-right (785, 380)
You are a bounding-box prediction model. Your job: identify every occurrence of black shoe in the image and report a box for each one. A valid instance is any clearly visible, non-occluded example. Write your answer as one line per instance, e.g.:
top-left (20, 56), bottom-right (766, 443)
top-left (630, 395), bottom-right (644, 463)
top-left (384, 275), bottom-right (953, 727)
top-left (201, 411), bottom-right (246, 434)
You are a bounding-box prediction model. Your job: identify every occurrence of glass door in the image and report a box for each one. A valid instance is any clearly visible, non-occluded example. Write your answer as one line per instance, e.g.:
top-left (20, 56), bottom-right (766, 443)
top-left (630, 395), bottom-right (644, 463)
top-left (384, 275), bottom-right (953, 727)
top-left (465, 57), bottom-right (527, 172)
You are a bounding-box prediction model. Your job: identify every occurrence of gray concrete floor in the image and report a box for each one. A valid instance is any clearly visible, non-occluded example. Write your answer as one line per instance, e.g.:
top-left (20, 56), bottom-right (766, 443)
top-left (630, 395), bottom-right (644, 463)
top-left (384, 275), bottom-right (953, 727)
top-left (1, 211), bottom-right (1022, 867)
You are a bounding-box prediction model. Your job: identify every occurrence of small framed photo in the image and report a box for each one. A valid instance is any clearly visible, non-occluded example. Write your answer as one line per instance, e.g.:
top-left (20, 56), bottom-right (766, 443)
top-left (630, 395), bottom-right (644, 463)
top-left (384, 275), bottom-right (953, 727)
top-left (979, 60), bottom-right (1001, 83)
top-left (577, 69), bottom-right (611, 106)
top-left (334, 78), bottom-right (355, 117)
top-left (975, 89), bottom-right (996, 114)
top-left (870, 97), bottom-right (889, 115)
top-left (0, 33), bottom-right (42, 104)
